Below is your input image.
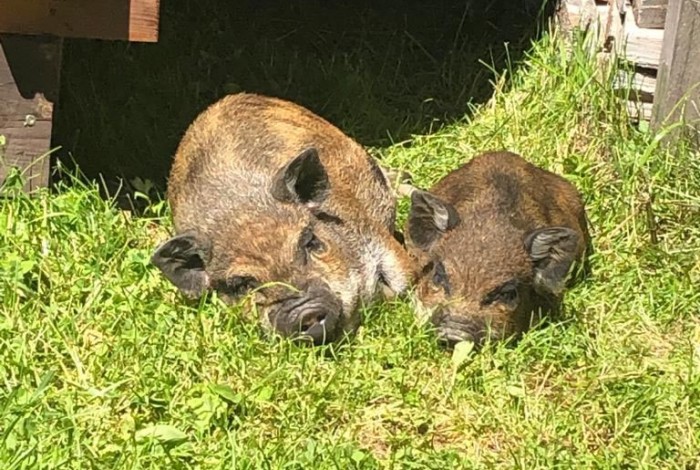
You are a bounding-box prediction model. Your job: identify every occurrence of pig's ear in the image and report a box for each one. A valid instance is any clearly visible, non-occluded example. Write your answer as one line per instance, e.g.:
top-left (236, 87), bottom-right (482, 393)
top-left (271, 147), bottom-right (329, 206)
top-left (524, 227), bottom-right (580, 296)
top-left (151, 231), bottom-right (211, 299)
top-left (407, 190), bottom-right (460, 250)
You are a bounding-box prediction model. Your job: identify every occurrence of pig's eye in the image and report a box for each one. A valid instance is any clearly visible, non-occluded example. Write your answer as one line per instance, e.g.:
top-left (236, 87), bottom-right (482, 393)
top-left (431, 261), bottom-right (450, 293)
top-left (299, 227), bottom-right (326, 256)
top-left (482, 281), bottom-right (519, 307)
top-left (305, 234), bottom-right (325, 253)
top-left (221, 276), bottom-right (259, 297)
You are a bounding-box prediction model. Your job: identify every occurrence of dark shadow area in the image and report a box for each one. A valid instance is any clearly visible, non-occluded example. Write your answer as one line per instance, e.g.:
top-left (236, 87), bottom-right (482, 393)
top-left (53, 0), bottom-right (554, 193)
top-left (1, 34), bottom-right (62, 102)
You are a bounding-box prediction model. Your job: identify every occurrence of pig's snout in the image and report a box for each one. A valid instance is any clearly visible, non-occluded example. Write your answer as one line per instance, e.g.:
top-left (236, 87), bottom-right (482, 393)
top-left (269, 288), bottom-right (342, 345)
top-left (431, 309), bottom-right (484, 349)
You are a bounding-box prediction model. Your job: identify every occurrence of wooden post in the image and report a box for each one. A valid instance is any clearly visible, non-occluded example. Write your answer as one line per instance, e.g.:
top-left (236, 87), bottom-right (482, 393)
top-left (0, 34), bottom-right (62, 192)
top-left (651, 0), bottom-right (700, 145)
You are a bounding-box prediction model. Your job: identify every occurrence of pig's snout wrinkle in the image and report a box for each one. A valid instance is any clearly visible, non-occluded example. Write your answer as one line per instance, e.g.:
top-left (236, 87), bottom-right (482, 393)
top-left (431, 309), bottom-right (484, 348)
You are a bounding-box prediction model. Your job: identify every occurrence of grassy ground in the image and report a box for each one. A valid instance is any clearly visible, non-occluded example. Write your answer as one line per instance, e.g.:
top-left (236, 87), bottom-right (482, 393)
top-left (3, 26), bottom-right (700, 470)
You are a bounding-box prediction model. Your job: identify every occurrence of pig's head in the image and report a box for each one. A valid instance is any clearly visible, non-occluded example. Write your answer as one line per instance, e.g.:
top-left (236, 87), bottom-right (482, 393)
top-left (152, 148), bottom-right (408, 345)
top-left (405, 190), bottom-right (581, 348)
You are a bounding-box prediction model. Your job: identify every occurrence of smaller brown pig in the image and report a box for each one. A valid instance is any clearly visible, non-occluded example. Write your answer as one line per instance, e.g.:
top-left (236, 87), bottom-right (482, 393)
top-left (404, 151), bottom-right (591, 348)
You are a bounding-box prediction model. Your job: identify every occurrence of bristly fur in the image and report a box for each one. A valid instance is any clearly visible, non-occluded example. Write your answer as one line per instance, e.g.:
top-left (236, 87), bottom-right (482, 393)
top-left (405, 151), bottom-right (591, 347)
top-left (153, 93), bottom-right (416, 343)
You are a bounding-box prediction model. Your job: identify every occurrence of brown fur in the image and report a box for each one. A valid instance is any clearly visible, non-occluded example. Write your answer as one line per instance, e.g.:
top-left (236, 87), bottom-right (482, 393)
top-left (405, 151), bottom-right (591, 347)
top-left (153, 93), bottom-right (414, 344)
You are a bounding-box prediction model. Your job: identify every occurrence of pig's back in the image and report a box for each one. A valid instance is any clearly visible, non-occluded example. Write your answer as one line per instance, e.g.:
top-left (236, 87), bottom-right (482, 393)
top-left (432, 151), bottom-right (589, 250)
top-left (167, 93), bottom-right (396, 232)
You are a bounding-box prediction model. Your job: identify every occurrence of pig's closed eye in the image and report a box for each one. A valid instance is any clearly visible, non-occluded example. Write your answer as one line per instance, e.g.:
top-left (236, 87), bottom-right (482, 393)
top-left (482, 280), bottom-right (519, 306)
top-left (300, 226), bottom-right (325, 253)
top-left (431, 261), bottom-right (450, 293)
top-left (221, 276), bottom-right (259, 297)
top-left (305, 233), bottom-right (325, 253)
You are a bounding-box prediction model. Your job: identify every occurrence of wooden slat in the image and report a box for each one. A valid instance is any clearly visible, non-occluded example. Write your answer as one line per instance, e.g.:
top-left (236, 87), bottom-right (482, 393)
top-left (0, 0), bottom-right (160, 42)
top-left (627, 100), bottom-right (654, 122)
top-left (632, 0), bottom-right (668, 29)
top-left (652, 0), bottom-right (700, 139)
top-left (623, 7), bottom-right (664, 68)
top-left (603, 0), bottom-right (625, 53)
top-left (556, 0), bottom-right (599, 33)
top-left (0, 34), bottom-right (61, 192)
top-left (614, 70), bottom-right (657, 102)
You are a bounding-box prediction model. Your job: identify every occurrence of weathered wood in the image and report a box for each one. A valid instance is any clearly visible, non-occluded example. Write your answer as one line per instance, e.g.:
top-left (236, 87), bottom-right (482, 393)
top-left (557, 0), bottom-right (599, 33)
top-left (0, 0), bottom-right (160, 42)
top-left (652, 0), bottom-right (700, 143)
top-left (627, 100), bottom-right (654, 122)
top-left (623, 7), bottom-right (664, 68)
top-left (616, 0), bottom-right (626, 16)
top-left (632, 0), bottom-right (668, 29)
top-left (0, 34), bottom-right (61, 192)
top-left (603, 0), bottom-right (625, 53)
top-left (614, 69), bottom-right (657, 102)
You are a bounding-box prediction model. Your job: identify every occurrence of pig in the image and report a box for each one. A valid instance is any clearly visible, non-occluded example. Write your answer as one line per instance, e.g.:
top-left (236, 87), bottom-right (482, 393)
top-left (151, 93), bottom-right (414, 345)
top-left (404, 151), bottom-right (591, 348)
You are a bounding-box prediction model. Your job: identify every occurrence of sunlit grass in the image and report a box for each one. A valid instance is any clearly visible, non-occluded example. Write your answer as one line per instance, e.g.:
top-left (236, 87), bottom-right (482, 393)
top-left (2, 28), bottom-right (699, 468)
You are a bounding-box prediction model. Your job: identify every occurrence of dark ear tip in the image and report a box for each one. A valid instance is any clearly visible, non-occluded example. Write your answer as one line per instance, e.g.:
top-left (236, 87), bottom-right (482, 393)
top-left (409, 189), bottom-right (429, 206)
top-left (300, 146), bottom-right (320, 160)
top-left (150, 245), bottom-right (173, 269)
top-left (150, 240), bottom-right (171, 266)
top-left (524, 226), bottom-right (577, 246)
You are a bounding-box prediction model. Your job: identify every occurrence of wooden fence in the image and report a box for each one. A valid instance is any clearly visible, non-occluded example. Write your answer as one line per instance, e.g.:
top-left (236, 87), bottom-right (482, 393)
top-left (558, 0), bottom-right (700, 143)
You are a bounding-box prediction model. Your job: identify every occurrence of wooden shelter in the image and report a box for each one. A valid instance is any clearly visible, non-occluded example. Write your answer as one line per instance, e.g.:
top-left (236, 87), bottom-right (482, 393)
top-left (0, 0), bottom-right (160, 192)
top-left (1, 0), bottom-right (698, 192)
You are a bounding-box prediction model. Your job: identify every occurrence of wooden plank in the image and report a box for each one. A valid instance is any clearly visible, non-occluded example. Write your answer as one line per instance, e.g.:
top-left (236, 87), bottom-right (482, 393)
top-left (556, 0), bottom-right (599, 33)
top-left (623, 7), bottom-right (664, 68)
top-left (0, 34), bottom-right (61, 192)
top-left (617, 0), bottom-right (626, 16)
top-left (627, 100), bottom-right (654, 122)
top-left (0, 0), bottom-right (160, 42)
top-left (651, 0), bottom-right (700, 141)
top-left (632, 0), bottom-right (668, 29)
top-left (603, 0), bottom-right (625, 53)
top-left (614, 69), bottom-right (657, 102)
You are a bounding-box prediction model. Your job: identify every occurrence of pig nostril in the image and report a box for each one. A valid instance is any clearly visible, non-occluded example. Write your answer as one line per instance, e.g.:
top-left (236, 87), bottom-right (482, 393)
top-left (300, 312), bottom-right (327, 332)
top-left (437, 335), bottom-right (458, 349)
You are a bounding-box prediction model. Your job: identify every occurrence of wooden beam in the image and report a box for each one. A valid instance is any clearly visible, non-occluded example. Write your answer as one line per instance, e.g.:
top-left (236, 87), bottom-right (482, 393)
top-left (651, 0), bottom-right (700, 143)
top-left (0, 0), bottom-right (160, 42)
top-left (632, 0), bottom-right (668, 29)
top-left (556, 0), bottom-right (599, 34)
top-left (603, 0), bottom-right (625, 53)
top-left (623, 7), bottom-right (665, 68)
top-left (614, 69), bottom-right (657, 102)
top-left (627, 100), bottom-right (654, 122)
top-left (0, 34), bottom-right (61, 192)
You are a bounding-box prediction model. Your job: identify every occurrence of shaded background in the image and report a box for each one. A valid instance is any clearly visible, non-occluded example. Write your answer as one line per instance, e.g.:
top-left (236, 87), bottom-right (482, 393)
top-left (52, 0), bottom-right (554, 193)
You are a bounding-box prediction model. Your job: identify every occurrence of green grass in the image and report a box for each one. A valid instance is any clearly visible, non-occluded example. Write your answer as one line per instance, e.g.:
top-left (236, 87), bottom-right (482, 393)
top-left (3, 27), bottom-right (700, 468)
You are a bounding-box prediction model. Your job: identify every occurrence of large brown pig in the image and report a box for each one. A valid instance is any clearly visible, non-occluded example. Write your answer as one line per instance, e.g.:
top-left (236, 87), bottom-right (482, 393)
top-left (151, 93), bottom-right (414, 345)
top-left (404, 151), bottom-right (591, 348)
